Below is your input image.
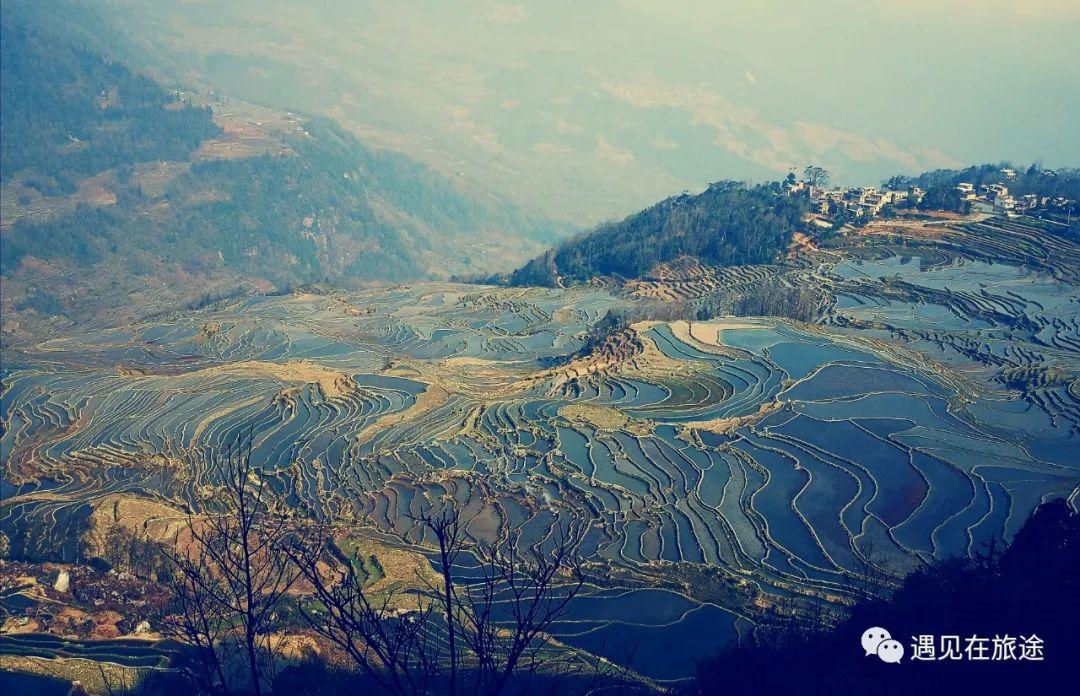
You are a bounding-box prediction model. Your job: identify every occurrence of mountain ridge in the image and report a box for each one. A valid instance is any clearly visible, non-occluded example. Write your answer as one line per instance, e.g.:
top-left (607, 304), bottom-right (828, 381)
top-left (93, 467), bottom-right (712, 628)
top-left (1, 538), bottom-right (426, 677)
top-left (0, 7), bottom-right (566, 337)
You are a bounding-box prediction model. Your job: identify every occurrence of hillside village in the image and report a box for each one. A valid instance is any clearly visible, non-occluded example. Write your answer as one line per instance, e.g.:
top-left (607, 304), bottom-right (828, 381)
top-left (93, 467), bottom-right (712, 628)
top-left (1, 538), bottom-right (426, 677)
top-left (784, 166), bottom-right (1077, 228)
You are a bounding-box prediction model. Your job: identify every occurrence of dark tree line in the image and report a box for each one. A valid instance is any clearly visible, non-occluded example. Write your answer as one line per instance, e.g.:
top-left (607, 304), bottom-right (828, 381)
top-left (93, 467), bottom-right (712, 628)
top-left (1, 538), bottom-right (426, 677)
top-left (686, 499), bottom-right (1080, 696)
top-left (730, 280), bottom-right (822, 323)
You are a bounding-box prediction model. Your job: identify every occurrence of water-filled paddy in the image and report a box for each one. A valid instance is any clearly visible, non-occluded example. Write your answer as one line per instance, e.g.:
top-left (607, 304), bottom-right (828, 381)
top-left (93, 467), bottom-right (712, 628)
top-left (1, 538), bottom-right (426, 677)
top-left (2, 250), bottom-right (1078, 679)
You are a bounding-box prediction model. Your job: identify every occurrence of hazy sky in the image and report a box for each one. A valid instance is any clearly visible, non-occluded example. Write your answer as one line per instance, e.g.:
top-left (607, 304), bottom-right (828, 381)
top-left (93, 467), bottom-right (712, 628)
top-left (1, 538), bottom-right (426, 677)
top-left (100, 0), bottom-right (1080, 222)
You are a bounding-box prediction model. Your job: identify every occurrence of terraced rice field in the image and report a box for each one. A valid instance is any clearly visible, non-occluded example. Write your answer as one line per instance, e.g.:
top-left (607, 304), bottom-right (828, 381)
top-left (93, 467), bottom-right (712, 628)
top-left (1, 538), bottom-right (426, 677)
top-left (2, 219), bottom-right (1079, 680)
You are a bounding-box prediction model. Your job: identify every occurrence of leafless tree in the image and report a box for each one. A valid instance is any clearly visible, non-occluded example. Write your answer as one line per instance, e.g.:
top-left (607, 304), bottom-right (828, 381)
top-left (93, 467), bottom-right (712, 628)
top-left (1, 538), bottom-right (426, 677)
top-left (160, 436), bottom-right (318, 695)
top-left (159, 543), bottom-right (234, 695)
top-left (803, 165), bottom-right (830, 188)
top-left (452, 524), bottom-right (585, 696)
top-left (851, 535), bottom-right (894, 602)
top-left (415, 507), bottom-right (465, 695)
top-left (100, 501), bottom-right (163, 580)
top-left (289, 505), bottom-right (591, 696)
top-left (286, 539), bottom-right (443, 696)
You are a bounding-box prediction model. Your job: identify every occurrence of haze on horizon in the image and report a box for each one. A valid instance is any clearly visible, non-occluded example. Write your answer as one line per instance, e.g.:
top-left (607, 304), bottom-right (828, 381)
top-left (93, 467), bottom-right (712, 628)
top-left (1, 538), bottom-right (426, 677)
top-left (97, 0), bottom-right (1080, 223)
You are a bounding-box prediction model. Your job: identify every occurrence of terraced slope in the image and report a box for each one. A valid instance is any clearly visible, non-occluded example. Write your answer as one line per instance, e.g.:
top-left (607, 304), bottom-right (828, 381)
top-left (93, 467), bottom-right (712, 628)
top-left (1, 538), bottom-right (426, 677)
top-left (2, 216), bottom-right (1079, 681)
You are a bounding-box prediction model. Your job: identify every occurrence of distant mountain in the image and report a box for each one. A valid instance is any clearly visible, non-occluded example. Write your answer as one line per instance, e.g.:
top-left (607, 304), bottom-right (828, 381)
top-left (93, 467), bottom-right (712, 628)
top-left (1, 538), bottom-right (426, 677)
top-left (505, 181), bottom-right (807, 287)
top-left (0, 20), bottom-right (219, 186)
top-left (81, 1), bottom-right (1047, 227)
top-left (0, 7), bottom-right (563, 333)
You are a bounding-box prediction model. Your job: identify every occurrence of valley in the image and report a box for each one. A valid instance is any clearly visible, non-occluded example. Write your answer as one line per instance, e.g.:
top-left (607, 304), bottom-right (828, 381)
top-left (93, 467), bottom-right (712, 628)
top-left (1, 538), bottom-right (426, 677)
top-left (2, 3), bottom-right (1078, 692)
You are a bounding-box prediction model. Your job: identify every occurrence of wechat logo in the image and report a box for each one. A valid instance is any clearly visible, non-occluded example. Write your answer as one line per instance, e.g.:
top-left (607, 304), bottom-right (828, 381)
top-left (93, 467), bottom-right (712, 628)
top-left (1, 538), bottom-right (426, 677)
top-left (862, 627), bottom-right (904, 663)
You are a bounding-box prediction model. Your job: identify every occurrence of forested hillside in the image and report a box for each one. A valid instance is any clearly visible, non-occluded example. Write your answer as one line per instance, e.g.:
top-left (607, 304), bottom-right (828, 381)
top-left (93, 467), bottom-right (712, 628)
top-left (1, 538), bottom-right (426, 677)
top-left (508, 181), bottom-right (807, 287)
top-left (0, 21), bottom-right (219, 188)
top-left (0, 7), bottom-right (562, 332)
